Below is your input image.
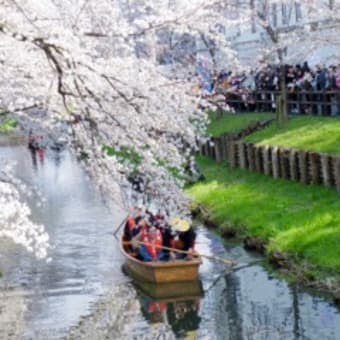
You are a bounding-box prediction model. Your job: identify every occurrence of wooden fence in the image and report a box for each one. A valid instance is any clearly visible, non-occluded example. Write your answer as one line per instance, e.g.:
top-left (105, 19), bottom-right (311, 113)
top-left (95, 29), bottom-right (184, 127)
top-left (200, 139), bottom-right (340, 191)
top-left (223, 90), bottom-right (340, 116)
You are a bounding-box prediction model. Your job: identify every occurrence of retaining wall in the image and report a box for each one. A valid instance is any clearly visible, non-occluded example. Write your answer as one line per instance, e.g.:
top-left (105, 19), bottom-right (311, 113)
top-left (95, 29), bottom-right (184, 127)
top-left (200, 139), bottom-right (340, 192)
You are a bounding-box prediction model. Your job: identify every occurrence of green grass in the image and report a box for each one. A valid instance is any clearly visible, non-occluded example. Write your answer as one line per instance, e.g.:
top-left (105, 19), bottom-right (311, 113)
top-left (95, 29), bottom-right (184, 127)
top-left (0, 117), bottom-right (18, 132)
top-left (245, 116), bottom-right (340, 155)
top-left (186, 156), bottom-right (340, 275)
top-left (208, 112), bottom-right (275, 137)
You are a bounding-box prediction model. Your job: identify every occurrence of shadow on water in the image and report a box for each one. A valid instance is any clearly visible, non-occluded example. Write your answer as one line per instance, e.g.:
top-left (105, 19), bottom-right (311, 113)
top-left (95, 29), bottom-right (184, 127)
top-left (0, 142), bottom-right (339, 340)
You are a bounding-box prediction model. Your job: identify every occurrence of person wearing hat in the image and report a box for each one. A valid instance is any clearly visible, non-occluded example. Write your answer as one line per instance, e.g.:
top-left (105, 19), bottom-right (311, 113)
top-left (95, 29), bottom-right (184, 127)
top-left (170, 218), bottom-right (196, 260)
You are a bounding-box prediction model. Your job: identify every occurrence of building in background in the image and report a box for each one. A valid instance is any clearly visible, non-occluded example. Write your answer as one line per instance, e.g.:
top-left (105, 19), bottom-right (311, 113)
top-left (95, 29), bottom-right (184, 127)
top-left (223, 0), bottom-right (340, 67)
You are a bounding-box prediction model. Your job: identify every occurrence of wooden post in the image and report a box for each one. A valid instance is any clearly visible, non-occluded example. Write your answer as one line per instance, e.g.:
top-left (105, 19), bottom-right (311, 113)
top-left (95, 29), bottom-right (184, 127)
top-left (199, 142), bottom-right (204, 156)
top-left (320, 154), bottom-right (332, 188)
top-left (298, 150), bottom-right (308, 184)
top-left (234, 142), bottom-right (239, 168)
top-left (254, 146), bottom-right (262, 173)
top-left (205, 141), bottom-right (210, 158)
top-left (209, 140), bottom-right (215, 159)
top-left (272, 146), bottom-right (280, 179)
top-left (297, 92), bottom-right (301, 114)
top-left (279, 148), bottom-right (286, 179)
top-left (289, 149), bottom-right (299, 181)
top-left (225, 135), bottom-right (231, 161)
top-left (262, 145), bottom-right (271, 176)
top-left (255, 91), bottom-right (259, 112)
top-left (210, 140), bottom-right (216, 160)
top-left (247, 143), bottom-right (255, 171)
top-left (238, 141), bottom-right (247, 169)
top-left (323, 91), bottom-right (327, 116)
top-left (333, 156), bottom-right (340, 192)
top-left (214, 137), bottom-right (222, 163)
top-left (309, 152), bottom-right (321, 185)
top-left (202, 142), bottom-right (207, 157)
top-left (221, 135), bottom-right (228, 161)
top-left (210, 142), bottom-right (214, 159)
top-left (228, 141), bottom-right (237, 168)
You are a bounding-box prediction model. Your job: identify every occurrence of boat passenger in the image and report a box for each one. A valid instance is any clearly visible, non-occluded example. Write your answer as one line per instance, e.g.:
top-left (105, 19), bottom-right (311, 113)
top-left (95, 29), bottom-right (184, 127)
top-left (138, 226), bottom-right (165, 262)
top-left (154, 209), bottom-right (168, 224)
top-left (124, 216), bottom-right (144, 255)
top-left (157, 220), bottom-right (178, 261)
top-left (145, 208), bottom-right (156, 226)
top-left (171, 219), bottom-right (196, 260)
top-left (123, 215), bottom-right (137, 241)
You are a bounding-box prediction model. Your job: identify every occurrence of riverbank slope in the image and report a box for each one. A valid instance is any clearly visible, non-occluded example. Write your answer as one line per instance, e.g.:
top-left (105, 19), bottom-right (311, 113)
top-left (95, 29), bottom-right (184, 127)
top-left (186, 156), bottom-right (340, 299)
top-left (208, 112), bottom-right (274, 137)
top-left (245, 115), bottom-right (340, 154)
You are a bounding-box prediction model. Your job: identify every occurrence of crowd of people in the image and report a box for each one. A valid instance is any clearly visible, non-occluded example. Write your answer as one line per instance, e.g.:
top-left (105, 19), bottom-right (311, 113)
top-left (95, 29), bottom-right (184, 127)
top-left (210, 62), bottom-right (340, 114)
top-left (124, 206), bottom-right (196, 262)
top-left (215, 62), bottom-right (340, 94)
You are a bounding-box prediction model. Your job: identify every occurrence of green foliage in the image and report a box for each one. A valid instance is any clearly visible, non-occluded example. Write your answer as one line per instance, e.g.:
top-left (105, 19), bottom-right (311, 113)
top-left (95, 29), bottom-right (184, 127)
top-left (102, 145), bottom-right (143, 169)
top-left (154, 157), bottom-right (184, 180)
top-left (0, 117), bottom-right (18, 132)
top-left (186, 156), bottom-right (340, 275)
top-left (245, 116), bottom-right (340, 154)
top-left (208, 112), bottom-right (275, 137)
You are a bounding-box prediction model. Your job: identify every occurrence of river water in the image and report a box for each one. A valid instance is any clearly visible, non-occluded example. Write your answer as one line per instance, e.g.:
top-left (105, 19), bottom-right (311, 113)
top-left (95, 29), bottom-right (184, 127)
top-left (0, 143), bottom-right (339, 340)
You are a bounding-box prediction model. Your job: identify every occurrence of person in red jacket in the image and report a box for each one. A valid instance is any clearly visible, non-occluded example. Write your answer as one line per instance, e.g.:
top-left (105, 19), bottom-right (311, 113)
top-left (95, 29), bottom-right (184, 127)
top-left (123, 215), bottom-right (137, 241)
top-left (137, 226), bottom-right (165, 261)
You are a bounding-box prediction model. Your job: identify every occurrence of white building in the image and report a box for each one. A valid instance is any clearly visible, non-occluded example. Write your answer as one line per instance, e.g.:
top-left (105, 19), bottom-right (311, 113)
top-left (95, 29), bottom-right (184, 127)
top-left (223, 0), bottom-right (340, 67)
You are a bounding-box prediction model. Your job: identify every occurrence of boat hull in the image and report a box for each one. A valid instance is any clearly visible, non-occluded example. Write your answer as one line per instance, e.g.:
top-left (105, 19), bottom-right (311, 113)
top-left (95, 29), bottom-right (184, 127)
top-left (121, 237), bottom-right (201, 283)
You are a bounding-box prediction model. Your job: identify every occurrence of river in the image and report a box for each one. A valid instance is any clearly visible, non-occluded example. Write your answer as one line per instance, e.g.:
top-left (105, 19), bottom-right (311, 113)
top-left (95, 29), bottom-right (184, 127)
top-left (0, 142), bottom-right (339, 340)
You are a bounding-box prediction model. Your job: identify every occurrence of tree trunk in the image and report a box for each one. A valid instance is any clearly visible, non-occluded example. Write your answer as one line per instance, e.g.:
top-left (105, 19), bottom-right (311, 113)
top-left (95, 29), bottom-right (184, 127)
top-left (277, 49), bottom-right (288, 126)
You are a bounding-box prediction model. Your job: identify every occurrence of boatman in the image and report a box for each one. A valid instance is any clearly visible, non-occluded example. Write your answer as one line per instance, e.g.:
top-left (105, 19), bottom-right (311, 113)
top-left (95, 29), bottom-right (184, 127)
top-left (170, 218), bottom-right (196, 260)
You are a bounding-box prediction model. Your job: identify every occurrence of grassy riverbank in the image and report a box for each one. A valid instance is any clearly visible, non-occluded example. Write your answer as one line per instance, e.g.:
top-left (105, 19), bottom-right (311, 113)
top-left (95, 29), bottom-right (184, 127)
top-left (0, 117), bottom-right (18, 133)
top-left (208, 112), bottom-right (275, 137)
top-left (186, 156), bottom-right (340, 278)
top-left (245, 116), bottom-right (340, 155)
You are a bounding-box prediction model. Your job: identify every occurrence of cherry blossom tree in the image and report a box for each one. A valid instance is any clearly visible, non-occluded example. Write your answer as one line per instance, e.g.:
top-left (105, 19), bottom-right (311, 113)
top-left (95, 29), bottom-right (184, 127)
top-left (0, 0), bottom-right (232, 257)
top-left (1, 0), bottom-right (339, 258)
top-left (0, 158), bottom-right (49, 259)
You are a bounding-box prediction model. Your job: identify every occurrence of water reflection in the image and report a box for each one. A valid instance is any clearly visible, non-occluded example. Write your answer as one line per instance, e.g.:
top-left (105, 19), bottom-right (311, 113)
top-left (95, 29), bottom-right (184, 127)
top-left (133, 280), bottom-right (203, 338)
top-left (139, 294), bottom-right (201, 338)
top-left (195, 229), bottom-right (340, 340)
top-left (29, 147), bottom-right (45, 168)
top-left (0, 145), bottom-right (127, 339)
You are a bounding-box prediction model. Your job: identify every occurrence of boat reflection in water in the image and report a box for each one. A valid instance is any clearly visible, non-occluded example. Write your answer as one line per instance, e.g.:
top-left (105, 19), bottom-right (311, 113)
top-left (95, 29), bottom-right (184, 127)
top-left (133, 279), bottom-right (203, 338)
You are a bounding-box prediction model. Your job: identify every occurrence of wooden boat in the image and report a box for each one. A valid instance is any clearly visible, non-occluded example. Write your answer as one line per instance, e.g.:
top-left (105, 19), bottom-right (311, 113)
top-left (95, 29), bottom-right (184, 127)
top-left (121, 236), bottom-right (202, 283)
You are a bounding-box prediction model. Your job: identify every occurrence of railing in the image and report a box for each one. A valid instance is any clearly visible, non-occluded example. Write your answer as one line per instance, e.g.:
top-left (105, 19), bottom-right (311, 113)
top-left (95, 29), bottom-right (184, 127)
top-left (220, 90), bottom-right (340, 116)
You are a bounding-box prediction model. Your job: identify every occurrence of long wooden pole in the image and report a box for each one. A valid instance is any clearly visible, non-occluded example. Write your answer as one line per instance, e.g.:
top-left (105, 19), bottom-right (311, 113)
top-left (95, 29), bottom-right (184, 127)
top-left (123, 240), bottom-right (236, 266)
top-left (113, 215), bottom-right (128, 238)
